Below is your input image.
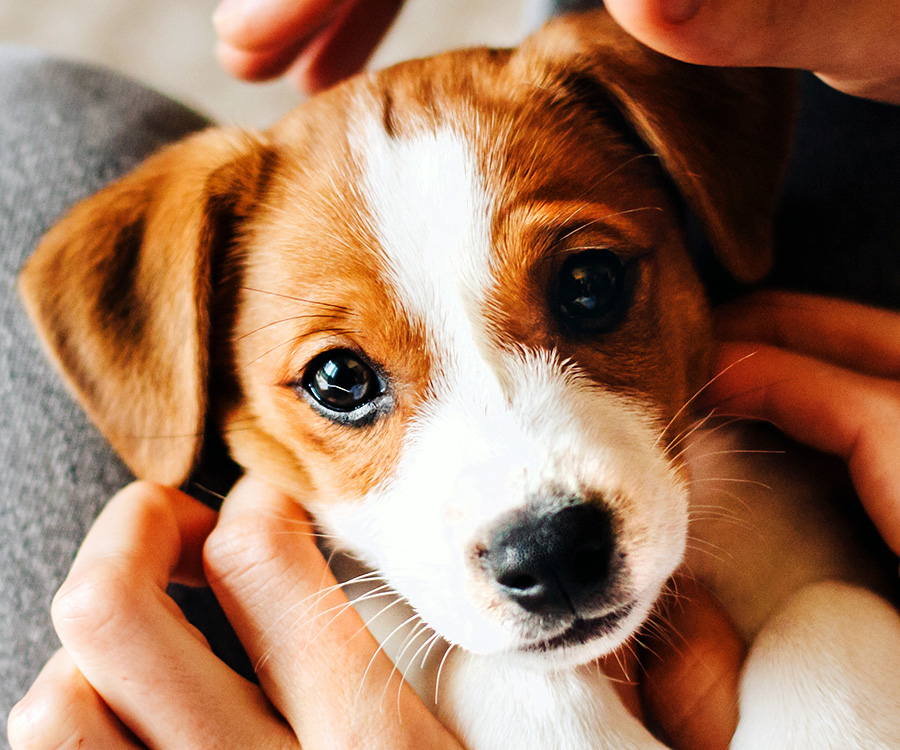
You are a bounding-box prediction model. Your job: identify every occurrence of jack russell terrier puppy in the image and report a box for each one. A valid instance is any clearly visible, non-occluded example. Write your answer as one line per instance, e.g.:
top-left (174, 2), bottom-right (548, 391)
top-left (20, 9), bottom-right (900, 749)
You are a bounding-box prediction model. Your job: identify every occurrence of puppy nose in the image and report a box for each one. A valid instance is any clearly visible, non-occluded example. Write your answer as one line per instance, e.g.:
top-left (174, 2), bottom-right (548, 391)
top-left (482, 503), bottom-right (614, 616)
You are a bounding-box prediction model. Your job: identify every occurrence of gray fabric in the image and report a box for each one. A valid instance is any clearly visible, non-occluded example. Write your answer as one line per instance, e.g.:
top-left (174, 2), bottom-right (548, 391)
top-left (0, 45), bottom-right (210, 733)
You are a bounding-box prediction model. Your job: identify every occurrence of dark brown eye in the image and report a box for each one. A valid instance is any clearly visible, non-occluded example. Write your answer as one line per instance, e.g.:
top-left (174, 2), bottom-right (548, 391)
top-left (301, 350), bottom-right (386, 423)
top-left (556, 249), bottom-right (630, 333)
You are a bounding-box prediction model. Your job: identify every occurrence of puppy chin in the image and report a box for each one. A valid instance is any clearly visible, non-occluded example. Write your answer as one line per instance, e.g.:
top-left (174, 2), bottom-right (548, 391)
top-left (498, 590), bottom-right (660, 671)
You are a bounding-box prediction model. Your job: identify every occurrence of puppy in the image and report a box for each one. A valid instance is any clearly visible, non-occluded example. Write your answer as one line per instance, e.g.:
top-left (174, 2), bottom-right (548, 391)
top-left (20, 10), bottom-right (900, 749)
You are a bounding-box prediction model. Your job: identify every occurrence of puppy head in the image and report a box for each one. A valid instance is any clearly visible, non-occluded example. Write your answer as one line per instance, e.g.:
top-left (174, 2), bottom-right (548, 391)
top-left (21, 10), bottom-right (793, 665)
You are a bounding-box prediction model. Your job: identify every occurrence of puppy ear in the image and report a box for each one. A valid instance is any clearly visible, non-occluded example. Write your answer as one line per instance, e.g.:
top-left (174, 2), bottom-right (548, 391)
top-left (19, 128), bottom-right (271, 485)
top-left (523, 10), bottom-right (796, 283)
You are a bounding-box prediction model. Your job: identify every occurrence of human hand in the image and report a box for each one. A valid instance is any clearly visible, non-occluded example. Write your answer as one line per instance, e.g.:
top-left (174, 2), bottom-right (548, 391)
top-left (603, 0), bottom-right (900, 102)
top-left (6, 481), bottom-right (299, 750)
top-left (7, 477), bottom-right (744, 750)
top-left (7, 478), bottom-right (461, 749)
top-left (703, 290), bottom-right (900, 562)
top-left (213, 0), bottom-right (404, 93)
top-left (595, 292), bottom-right (900, 750)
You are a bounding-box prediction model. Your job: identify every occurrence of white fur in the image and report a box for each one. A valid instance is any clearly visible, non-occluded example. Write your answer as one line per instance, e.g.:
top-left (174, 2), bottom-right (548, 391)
top-left (732, 581), bottom-right (900, 750)
top-left (355, 116), bottom-right (496, 363)
top-left (440, 650), bottom-right (668, 750)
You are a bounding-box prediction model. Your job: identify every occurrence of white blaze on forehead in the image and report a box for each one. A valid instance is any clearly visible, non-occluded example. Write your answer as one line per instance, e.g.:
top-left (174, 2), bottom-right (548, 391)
top-left (356, 116), bottom-right (497, 375)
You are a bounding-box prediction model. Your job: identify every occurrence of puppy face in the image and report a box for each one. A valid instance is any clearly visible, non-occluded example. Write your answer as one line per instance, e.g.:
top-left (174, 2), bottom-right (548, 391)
top-left (20, 12), bottom-right (794, 666)
top-left (223, 55), bottom-right (709, 662)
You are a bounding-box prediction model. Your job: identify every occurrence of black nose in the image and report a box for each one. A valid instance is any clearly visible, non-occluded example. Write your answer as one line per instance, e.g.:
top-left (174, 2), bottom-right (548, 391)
top-left (482, 502), bottom-right (615, 617)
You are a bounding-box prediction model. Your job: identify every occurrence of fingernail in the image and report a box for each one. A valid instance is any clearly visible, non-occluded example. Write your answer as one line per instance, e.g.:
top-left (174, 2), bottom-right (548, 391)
top-left (659, 0), bottom-right (702, 24)
top-left (213, 0), bottom-right (246, 31)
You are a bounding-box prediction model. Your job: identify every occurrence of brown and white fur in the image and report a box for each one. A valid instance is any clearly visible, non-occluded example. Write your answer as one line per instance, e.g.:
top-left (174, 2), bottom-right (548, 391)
top-left (19, 10), bottom-right (900, 749)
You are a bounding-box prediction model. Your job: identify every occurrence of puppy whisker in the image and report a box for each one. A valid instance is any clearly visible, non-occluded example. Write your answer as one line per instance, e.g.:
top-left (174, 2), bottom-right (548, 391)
top-left (187, 482), bottom-right (226, 502)
top-left (695, 485), bottom-right (754, 514)
top-left (240, 286), bottom-right (351, 312)
top-left (628, 631), bottom-right (663, 666)
top-left (639, 611), bottom-right (686, 660)
top-left (434, 643), bottom-right (458, 707)
top-left (346, 594), bottom-right (407, 645)
top-left (656, 350), bottom-right (760, 449)
top-left (687, 476), bottom-right (773, 492)
top-left (307, 589), bottom-right (399, 646)
top-left (417, 631), bottom-right (444, 670)
top-left (555, 205), bottom-right (664, 243)
top-left (354, 612), bottom-right (422, 714)
top-left (688, 500), bottom-right (749, 521)
top-left (253, 571), bottom-right (388, 670)
top-left (236, 314), bottom-right (346, 341)
top-left (604, 641), bottom-right (638, 687)
top-left (245, 337), bottom-right (298, 366)
top-left (271, 528), bottom-right (342, 542)
top-left (384, 621), bottom-right (432, 716)
top-left (665, 408), bottom-right (718, 458)
top-left (689, 449), bottom-right (786, 466)
top-left (273, 569), bottom-right (385, 627)
top-left (669, 415), bottom-right (760, 464)
top-left (687, 509), bottom-right (755, 533)
top-left (683, 539), bottom-right (731, 566)
top-left (306, 584), bottom-right (395, 628)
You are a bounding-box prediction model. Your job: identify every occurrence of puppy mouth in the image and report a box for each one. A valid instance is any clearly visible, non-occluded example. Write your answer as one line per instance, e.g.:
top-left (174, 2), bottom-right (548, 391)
top-left (522, 602), bottom-right (635, 654)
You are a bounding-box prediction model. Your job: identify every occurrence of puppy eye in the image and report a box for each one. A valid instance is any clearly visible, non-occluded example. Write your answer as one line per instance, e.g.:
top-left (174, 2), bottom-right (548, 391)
top-left (556, 248), bottom-right (631, 333)
top-left (302, 349), bottom-right (385, 419)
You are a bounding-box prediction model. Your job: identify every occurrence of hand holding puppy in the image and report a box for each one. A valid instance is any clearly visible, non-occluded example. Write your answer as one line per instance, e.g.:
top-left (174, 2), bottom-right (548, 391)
top-left (8, 478), bottom-right (463, 750)
top-left (603, 0), bottom-right (900, 103)
top-left (7, 478), bottom-right (741, 750)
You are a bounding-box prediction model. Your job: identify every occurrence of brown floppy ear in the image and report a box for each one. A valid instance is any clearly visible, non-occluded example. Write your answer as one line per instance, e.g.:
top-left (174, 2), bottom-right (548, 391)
top-left (19, 128), bottom-right (270, 485)
top-left (522, 10), bottom-right (796, 283)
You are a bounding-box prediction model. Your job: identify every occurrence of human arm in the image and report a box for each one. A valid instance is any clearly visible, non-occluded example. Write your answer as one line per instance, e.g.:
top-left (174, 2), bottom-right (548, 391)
top-left (215, 0), bottom-right (900, 102)
top-left (6, 478), bottom-right (463, 750)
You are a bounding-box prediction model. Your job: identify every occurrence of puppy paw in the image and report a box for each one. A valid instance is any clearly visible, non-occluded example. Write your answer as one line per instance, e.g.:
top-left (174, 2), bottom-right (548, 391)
top-left (732, 581), bottom-right (900, 750)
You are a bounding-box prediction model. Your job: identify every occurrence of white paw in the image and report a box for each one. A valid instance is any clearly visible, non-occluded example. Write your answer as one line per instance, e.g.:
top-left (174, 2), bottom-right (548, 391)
top-left (732, 581), bottom-right (900, 750)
